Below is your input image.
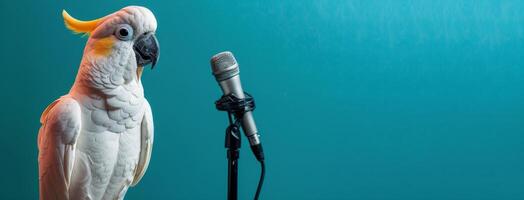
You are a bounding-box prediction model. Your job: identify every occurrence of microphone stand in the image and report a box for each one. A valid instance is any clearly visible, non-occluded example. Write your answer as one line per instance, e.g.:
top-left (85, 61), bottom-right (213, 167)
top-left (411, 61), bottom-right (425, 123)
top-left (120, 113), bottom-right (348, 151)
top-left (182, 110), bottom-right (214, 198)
top-left (215, 93), bottom-right (256, 200)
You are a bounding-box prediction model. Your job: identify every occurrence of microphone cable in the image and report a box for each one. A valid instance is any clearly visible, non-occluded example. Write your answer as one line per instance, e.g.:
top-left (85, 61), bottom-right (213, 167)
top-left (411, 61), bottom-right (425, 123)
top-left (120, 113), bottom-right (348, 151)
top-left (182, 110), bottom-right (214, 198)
top-left (254, 160), bottom-right (265, 200)
top-left (216, 92), bottom-right (265, 200)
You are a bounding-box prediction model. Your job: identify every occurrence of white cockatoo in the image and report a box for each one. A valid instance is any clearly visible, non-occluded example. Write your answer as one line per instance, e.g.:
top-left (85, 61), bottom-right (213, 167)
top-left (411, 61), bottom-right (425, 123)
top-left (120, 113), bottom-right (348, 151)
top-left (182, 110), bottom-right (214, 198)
top-left (38, 6), bottom-right (159, 200)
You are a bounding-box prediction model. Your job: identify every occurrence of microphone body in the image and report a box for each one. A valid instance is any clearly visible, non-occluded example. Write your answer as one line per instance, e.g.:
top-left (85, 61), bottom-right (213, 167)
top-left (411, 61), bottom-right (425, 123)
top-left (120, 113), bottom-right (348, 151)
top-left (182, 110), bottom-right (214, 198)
top-left (217, 76), bottom-right (261, 145)
top-left (211, 51), bottom-right (263, 160)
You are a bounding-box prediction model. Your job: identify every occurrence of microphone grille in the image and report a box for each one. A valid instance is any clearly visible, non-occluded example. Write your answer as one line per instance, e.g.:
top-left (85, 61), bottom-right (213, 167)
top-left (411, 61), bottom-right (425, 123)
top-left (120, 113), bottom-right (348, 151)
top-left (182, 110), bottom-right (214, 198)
top-left (210, 51), bottom-right (239, 81)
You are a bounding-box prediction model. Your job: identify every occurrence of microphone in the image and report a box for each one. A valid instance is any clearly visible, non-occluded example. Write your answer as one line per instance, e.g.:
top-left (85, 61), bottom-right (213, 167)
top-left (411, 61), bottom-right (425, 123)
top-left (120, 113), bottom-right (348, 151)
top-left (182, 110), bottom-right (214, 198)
top-left (211, 51), bottom-right (264, 161)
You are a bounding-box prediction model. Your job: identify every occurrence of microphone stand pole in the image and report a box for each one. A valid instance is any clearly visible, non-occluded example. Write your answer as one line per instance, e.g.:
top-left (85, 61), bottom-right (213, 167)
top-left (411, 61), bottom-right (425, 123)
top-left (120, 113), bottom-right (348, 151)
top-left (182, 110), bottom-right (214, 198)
top-left (225, 115), bottom-right (240, 200)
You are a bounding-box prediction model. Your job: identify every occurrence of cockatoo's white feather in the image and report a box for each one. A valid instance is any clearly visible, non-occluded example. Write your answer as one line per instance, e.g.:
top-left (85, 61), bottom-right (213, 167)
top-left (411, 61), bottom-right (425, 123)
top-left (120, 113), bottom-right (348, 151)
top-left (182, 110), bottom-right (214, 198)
top-left (38, 96), bottom-right (81, 199)
top-left (132, 100), bottom-right (154, 186)
top-left (38, 6), bottom-right (157, 200)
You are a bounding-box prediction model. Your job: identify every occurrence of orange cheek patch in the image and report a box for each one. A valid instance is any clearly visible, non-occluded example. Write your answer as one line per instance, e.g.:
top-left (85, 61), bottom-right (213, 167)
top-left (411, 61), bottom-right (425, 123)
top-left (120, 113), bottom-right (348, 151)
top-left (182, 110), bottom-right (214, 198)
top-left (93, 37), bottom-right (115, 56)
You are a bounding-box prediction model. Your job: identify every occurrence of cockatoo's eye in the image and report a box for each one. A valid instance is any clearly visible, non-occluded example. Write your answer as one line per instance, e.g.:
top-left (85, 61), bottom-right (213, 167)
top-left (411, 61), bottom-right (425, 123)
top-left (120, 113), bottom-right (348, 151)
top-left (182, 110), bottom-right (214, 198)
top-left (115, 24), bottom-right (134, 41)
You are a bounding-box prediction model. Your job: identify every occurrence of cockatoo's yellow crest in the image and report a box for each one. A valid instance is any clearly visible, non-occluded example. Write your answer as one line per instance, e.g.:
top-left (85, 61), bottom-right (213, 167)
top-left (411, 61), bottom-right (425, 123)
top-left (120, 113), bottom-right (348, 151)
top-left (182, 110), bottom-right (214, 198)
top-left (62, 10), bottom-right (105, 35)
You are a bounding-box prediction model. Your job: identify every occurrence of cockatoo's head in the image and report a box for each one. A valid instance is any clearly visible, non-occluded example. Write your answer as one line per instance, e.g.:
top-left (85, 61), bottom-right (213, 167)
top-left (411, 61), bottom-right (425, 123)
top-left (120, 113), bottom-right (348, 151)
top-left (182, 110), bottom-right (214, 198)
top-left (63, 6), bottom-right (159, 84)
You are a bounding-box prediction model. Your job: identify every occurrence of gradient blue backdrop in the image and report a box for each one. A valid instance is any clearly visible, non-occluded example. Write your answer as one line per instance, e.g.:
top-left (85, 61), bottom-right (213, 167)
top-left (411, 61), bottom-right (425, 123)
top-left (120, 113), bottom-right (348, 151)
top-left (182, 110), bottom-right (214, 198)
top-left (1, 1), bottom-right (523, 199)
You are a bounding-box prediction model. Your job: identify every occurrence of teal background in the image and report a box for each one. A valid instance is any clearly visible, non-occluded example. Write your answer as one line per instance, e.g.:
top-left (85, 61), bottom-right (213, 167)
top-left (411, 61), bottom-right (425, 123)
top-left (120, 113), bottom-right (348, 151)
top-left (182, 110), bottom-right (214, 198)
top-left (1, 0), bottom-right (523, 199)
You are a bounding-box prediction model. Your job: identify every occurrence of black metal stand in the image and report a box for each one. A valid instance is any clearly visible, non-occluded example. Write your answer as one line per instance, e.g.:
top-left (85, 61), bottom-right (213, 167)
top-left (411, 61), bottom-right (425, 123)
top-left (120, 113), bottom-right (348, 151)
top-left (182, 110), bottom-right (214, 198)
top-left (225, 119), bottom-right (241, 200)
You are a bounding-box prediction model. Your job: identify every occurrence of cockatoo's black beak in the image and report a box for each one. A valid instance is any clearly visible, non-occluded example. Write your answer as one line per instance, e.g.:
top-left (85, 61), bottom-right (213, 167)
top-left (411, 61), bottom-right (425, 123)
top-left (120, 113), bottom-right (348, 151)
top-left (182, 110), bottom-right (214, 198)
top-left (134, 32), bottom-right (159, 68)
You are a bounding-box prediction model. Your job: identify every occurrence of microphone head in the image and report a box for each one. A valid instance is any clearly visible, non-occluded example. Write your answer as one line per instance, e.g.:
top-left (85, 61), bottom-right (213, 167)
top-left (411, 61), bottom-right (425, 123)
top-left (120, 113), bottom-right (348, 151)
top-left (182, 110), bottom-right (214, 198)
top-left (211, 51), bottom-right (239, 81)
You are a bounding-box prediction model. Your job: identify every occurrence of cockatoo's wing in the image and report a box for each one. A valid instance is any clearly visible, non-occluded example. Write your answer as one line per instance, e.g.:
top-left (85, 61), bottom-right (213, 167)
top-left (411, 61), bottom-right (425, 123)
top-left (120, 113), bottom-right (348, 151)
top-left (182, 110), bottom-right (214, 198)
top-left (38, 96), bottom-right (81, 200)
top-left (131, 99), bottom-right (154, 186)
